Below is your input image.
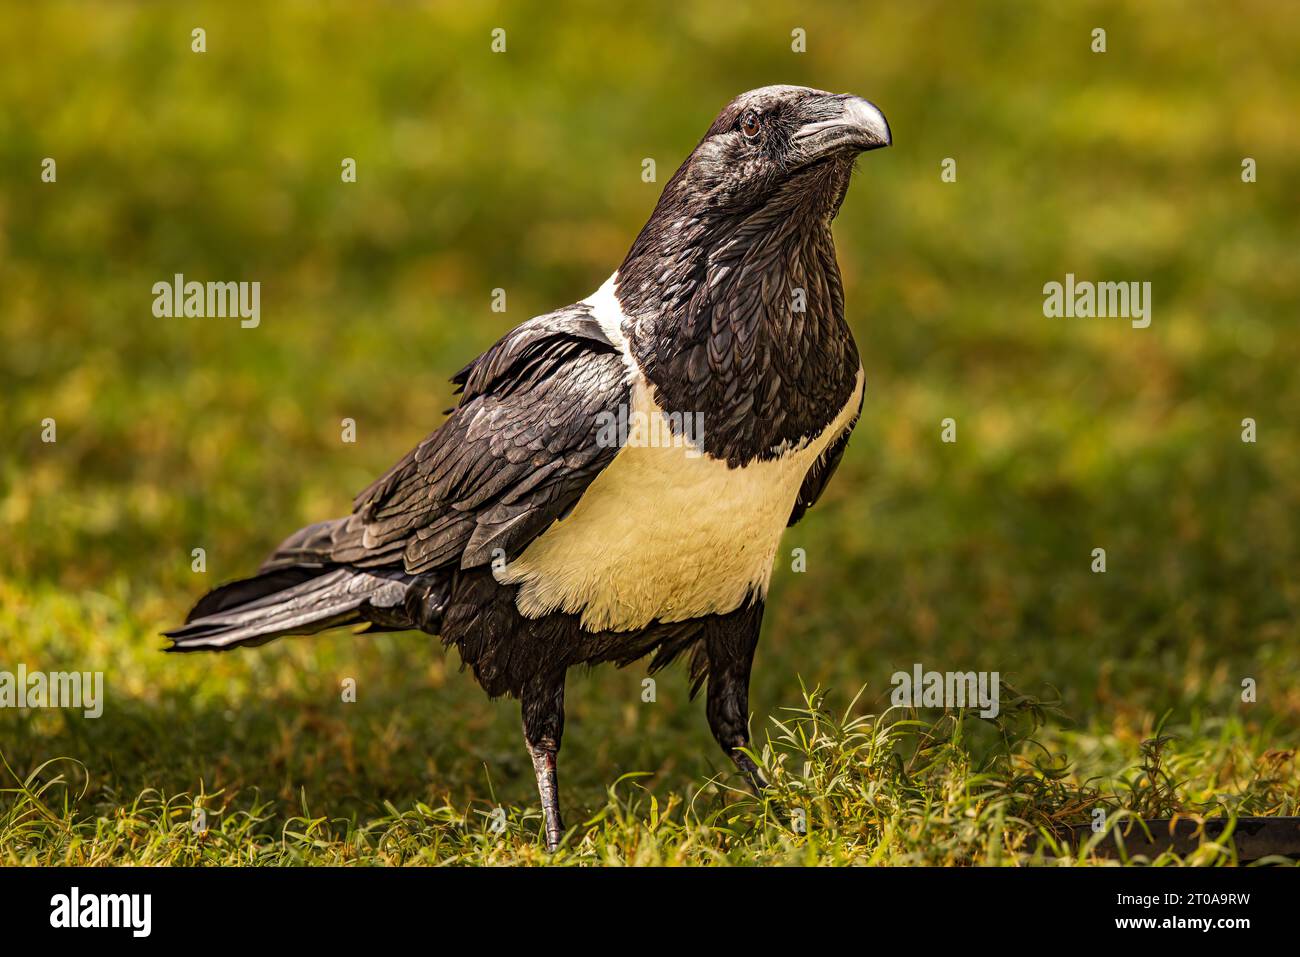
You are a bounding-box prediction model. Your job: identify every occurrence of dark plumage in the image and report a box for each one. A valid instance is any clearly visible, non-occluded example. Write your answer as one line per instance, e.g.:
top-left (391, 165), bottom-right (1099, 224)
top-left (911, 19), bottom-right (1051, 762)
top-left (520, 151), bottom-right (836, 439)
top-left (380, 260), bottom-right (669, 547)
top-left (166, 85), bottom-right (891, 850)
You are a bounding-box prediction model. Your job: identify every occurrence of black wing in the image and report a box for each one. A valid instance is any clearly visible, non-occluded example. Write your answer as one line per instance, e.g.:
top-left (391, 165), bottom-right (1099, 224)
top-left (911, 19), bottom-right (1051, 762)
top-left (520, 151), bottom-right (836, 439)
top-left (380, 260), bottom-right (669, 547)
top-left (788, 399), bottom-right (861, 527)
top-left (264, 304), bottom-right (630, 575)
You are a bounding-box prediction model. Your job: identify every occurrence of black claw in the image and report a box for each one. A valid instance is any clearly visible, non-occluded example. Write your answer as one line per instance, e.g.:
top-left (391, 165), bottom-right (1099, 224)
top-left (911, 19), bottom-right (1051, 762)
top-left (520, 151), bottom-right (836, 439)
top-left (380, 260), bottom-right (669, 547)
top-left (731, 750), bottom-right (767, 795)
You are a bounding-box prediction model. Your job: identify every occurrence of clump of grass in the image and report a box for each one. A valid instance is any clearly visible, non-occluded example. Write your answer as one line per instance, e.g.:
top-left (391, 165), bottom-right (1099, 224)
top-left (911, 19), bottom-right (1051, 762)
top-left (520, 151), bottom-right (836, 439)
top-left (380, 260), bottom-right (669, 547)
top-left (747, 681), bottom-right (1097, 865)
top-left (6, 685), bottom-right (1291, 865)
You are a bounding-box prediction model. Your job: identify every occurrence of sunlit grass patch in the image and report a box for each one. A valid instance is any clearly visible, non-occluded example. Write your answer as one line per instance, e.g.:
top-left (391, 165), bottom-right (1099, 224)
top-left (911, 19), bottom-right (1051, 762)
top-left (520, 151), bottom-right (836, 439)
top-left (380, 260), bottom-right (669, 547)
top-left (5, 685), bottom-right (1294, 866)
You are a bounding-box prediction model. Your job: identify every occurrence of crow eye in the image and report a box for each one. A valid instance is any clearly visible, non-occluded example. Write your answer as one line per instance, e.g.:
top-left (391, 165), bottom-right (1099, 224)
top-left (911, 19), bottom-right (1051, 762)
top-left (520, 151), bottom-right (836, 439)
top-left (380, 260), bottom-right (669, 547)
top-left (740, 111), bottom-right (761, 139)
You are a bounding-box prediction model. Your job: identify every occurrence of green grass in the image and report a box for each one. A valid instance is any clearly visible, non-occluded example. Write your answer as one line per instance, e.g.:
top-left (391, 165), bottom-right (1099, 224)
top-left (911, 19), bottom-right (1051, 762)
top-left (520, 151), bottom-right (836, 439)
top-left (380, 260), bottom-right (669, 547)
top-left (2, 1), bottom-right (1299, 865)
top-left (4, 680), bottom-right (1298, 865)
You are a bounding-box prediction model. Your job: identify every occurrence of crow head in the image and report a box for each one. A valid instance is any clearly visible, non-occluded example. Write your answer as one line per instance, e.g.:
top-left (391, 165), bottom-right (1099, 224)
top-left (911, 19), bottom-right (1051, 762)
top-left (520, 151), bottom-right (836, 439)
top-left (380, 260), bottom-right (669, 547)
top-left (682, 85), bottom-right (891, 217)
top-left (615, 86), bottom-right (890, 466)
top-left (618, 86), bottom-right (891, 314)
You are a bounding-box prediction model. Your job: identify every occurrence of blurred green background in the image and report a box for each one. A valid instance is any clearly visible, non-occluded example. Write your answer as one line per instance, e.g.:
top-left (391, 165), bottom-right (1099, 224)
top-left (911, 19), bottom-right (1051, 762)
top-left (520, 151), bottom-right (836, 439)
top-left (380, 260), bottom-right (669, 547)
top-left (1, 1), bottom-right (1298, 863)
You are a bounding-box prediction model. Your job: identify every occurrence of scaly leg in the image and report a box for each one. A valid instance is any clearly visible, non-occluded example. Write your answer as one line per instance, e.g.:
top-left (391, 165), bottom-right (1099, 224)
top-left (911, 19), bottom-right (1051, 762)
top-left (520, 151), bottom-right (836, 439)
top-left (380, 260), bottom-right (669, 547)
top-left (704, 602), bottom-right (767, 793)
top-left (522, 671), bottom-right (567, 851)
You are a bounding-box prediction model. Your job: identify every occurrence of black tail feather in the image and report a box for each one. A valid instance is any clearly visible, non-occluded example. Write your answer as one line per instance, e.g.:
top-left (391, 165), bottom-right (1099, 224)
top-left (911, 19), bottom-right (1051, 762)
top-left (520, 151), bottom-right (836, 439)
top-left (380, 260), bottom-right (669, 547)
top-left (186, 567), bottom-right (323, 622)
top-left (165, 566), bottom-right (414, 652)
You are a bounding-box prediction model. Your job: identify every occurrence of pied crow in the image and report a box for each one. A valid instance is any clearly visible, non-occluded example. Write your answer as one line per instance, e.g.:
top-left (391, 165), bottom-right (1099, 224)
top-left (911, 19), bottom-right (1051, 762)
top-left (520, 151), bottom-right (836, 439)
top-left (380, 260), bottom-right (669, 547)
top-left (167, 85), bottom-right (892, 851)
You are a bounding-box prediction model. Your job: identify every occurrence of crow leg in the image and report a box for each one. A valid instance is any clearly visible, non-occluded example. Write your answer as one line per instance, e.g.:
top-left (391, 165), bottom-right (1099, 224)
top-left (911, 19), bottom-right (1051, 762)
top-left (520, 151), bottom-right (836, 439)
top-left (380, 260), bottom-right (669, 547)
top-left (705, 603), bottom-right (767, 793)
top-left (522, 671), bottom-right (567, 851)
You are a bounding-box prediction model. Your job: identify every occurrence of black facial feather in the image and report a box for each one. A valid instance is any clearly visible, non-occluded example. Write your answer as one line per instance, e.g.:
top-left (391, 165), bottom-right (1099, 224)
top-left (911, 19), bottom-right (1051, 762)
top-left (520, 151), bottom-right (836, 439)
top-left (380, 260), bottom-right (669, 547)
top-left (616, 86), bottom-right (869, 465)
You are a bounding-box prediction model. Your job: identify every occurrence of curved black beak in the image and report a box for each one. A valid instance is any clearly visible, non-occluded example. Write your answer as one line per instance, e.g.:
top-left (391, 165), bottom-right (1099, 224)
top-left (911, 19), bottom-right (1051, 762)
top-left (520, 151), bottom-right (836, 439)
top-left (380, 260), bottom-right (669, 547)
top-left (792, 94), bottom-right (892, 157)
